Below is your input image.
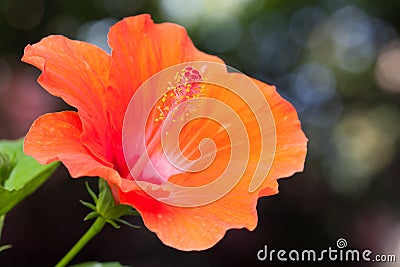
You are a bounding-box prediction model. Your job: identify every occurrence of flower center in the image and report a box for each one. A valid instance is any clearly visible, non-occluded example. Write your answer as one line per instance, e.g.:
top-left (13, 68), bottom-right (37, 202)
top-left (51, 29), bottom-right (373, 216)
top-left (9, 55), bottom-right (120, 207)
top-left (155, 66), bottom-right (206, 122)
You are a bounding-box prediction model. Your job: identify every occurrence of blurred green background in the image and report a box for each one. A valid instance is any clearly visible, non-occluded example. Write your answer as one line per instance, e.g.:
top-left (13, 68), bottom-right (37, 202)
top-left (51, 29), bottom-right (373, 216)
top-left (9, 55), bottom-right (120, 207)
top-left (1, 0), bottom-right (400, 266)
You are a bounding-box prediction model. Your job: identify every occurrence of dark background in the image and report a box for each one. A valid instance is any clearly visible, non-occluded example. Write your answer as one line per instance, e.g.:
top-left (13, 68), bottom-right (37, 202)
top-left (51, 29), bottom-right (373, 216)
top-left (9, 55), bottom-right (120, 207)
top-left (1, 0), bottom-right (400, 266)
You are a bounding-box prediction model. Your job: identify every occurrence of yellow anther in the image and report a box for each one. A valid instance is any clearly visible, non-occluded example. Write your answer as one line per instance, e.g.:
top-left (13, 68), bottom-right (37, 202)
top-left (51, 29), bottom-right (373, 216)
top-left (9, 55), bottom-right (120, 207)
top-left (154, 66), bottom-right (206, 123)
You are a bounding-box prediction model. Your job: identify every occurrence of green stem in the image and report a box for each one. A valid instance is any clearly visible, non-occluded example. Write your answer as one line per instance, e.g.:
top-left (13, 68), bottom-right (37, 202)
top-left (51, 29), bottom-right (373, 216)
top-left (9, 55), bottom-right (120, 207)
top-left (0, 214), bottom-right (5, 241)
top-left (55, 217), bottom-right (106, 267)
top-left (0, 214), bottom-right (11, 253)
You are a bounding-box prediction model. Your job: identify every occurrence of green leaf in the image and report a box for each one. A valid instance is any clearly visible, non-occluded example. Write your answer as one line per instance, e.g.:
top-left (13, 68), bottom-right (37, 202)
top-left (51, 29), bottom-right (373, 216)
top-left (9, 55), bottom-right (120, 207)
top-left (0, 152), bottom-right (13, 185)
top-left (69, 262), bottom-right (129, 267)
top-left (0, 244), bottom-right (11, 253)
top-left (0, 139), bottom-right (59, 215)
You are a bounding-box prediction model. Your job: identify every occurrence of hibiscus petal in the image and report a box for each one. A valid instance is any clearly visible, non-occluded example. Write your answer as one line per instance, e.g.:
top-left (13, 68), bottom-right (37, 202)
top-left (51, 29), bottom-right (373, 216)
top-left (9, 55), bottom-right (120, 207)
top-left (107, 14), bottom-right (224, 132)
top-left (118, 79), bottom-right (307, 250)
top-left (252, 79), bottom-right (308, 197)
top-left (24, 111), bottom-right (121, 186)
top-left (22, 15), bottom-right (307, 251)
top-left (118, 186), bottom-right (258, 251)
top-left (22, 36), bottom-right (112, 164)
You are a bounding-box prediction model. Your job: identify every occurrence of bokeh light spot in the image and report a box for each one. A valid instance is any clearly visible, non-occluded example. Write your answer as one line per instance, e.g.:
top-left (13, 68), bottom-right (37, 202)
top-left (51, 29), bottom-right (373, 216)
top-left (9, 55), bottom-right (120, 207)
top-left (375, 41), bottom-right (400, 94)
top-left (326, 105), bottom-right (400, 195)
top-left (2, 0), bottom-right (45, 30)
top-left (77, 18), bottom-right (117, 53)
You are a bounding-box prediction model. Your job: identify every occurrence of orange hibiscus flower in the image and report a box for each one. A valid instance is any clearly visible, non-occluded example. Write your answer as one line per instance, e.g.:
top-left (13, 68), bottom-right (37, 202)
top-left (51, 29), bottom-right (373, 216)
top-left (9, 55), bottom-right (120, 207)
top-left (22, 14), bottom-right (307, 250)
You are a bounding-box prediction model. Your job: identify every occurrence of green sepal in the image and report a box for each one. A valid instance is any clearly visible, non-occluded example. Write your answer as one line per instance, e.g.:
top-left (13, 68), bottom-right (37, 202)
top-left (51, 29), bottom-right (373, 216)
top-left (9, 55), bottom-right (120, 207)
top-left (79, 200), bottom-right (96, 211)
top-left (85, 182), bottom-right (98, 204)
top-left (81, 178), bottom-right (139, 229)
top-left (105, 219), bottom-right (120, 229)
top-left (83, 211), bottom-right (99, 221)
top-left (97, 179), bottom-right (115, 216)
top-left (116, 219), bottom-right (140, 229)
